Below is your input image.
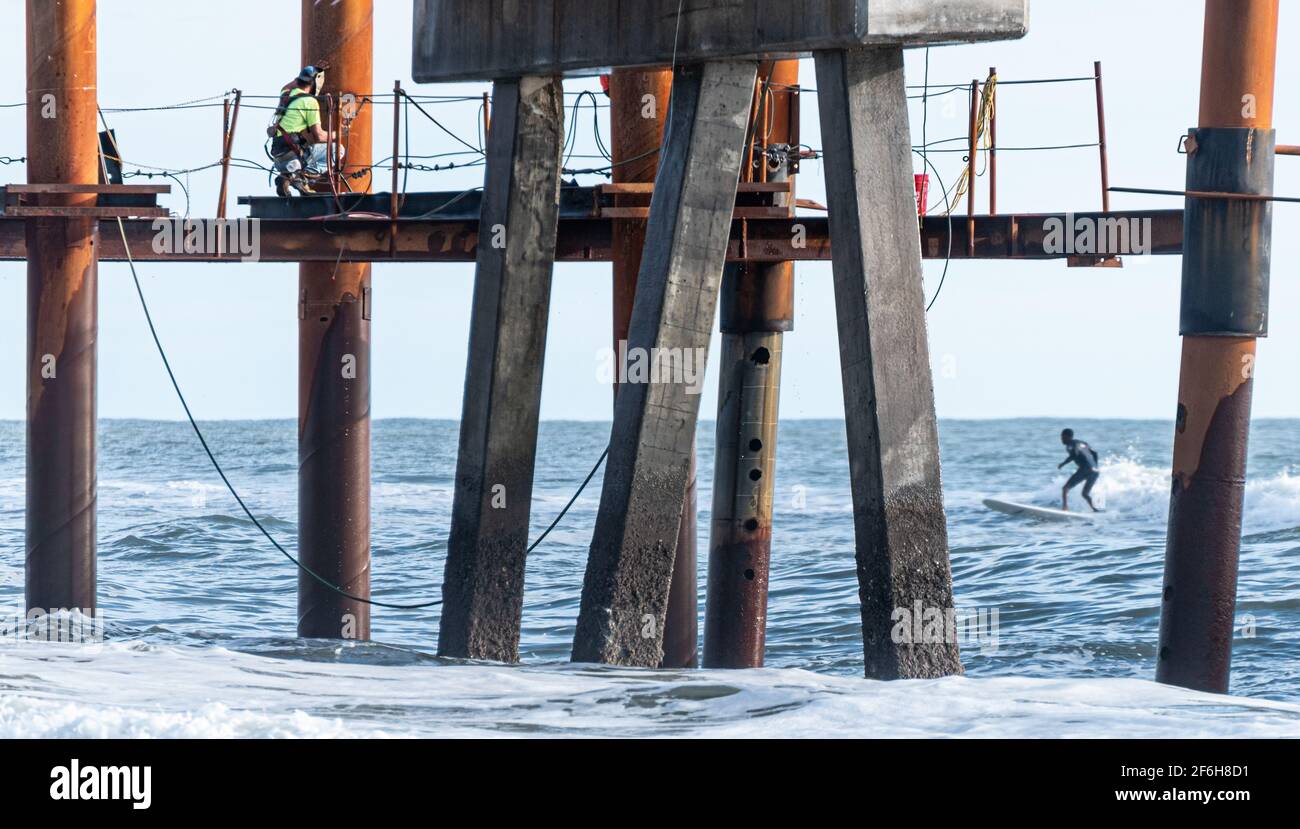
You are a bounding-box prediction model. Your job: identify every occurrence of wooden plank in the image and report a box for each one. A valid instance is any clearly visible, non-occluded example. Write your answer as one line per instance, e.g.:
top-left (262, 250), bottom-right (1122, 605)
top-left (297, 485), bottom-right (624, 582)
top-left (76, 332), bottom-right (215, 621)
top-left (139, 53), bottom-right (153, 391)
top-left (5, 183), bottom-right (170, 195)
top-left (437, 76), bottom-right (565, 662)
top-left (599, 181), bottom-right (792, 195)
top-left (2, 206), bottom-right (169, 218)
top-left (599, 206), bottom-right (788, 220)
top-left (814, 46), bottom-right (963, 679)
top-left (571, 60), bottom-right (757, 667)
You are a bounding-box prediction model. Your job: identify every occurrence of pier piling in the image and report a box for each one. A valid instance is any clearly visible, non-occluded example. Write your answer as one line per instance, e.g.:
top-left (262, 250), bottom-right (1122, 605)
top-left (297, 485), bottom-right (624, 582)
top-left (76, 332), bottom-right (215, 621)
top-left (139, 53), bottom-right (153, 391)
top-left (814, 46), bottom-right (962, 679)
top-left (437, 76), bottom-right (565, 662)
top-left (609, 68), bottom-right (700, 669)
top-left (25, 0), bottom-right (99, 617)
top-left (572, 60), bottom-right (757, 667)
top-left (297, 0), bottom-right (374, 639)
top-left (703, 61), bottom-right (799, 669)
top-left (1156, 0), bottom-right (1279, 694)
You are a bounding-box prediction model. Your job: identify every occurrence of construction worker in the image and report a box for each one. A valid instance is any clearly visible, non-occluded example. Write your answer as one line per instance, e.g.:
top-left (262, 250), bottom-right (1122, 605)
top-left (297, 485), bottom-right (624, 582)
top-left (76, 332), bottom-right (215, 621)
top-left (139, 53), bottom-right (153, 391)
top-left (269, 65), bottom-right (342, 196)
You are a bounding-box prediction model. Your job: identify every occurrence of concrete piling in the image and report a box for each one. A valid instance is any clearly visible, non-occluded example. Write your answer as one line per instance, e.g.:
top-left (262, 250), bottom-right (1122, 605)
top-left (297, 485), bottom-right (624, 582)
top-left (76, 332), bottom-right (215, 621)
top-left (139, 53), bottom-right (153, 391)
top-left (25, 0), bottom-right (99, 617)
top-left (814, 46), bottom-right (962, 679)
top-left (608, 68), bottom-right (700, 669)
top-left (297, 0), bottom-right (374, 639)
top-left (572, 60), bottom-right (757, 667)
top-left (438, 76), bottom-right (565, 662)
top-left (1156, 0), bottom-right (1279, 694)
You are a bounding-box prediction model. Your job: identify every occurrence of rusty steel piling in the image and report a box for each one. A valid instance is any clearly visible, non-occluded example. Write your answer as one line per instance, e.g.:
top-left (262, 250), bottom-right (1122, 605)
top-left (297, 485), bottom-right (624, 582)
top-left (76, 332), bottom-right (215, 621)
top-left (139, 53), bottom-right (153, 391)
top-left (1156, 0), bottom-right (1279, 693)
top-left (25, 0), bottom-right (100, 617)
top-left (297, 0), bottom-right (374, 640)
top-left (703, 61), bottom-right (798, 669)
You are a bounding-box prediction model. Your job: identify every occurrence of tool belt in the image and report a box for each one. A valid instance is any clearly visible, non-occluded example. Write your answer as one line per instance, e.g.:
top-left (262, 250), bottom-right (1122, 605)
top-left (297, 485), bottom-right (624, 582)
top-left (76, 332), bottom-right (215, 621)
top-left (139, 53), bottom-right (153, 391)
top-left (270, 131), bottom-right (305, 160)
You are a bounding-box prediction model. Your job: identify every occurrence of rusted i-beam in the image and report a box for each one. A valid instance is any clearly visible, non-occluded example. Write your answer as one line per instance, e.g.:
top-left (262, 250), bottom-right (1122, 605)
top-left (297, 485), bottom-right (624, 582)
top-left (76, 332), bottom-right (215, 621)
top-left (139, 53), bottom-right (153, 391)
top-left (25, 0), bottom-right (99, 619)
top-left (0, 210), bottom-right (1188, 263)
top-left (608, 67), bottom-right (703, 668)
top-left (1156, 0), bottom-right (1279, 694)
top-left (297, 0), bottom-right (374, 640)
top-left (703, 60), bottom-right (798, 669)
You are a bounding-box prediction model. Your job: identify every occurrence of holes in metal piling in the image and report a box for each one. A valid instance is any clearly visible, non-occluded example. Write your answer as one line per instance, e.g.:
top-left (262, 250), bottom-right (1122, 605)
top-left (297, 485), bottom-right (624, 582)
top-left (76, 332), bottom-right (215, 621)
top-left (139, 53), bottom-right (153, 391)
top-left (748, 438), bottom-right (763, 452)
top-left (743, 518), bottom-right (759, 532)
top-left (750, 347), bottom-right (770, 365)
top-left (748, 468), bottom-right (762, 481)
top-left (744, 568), bottom-right (755, 581)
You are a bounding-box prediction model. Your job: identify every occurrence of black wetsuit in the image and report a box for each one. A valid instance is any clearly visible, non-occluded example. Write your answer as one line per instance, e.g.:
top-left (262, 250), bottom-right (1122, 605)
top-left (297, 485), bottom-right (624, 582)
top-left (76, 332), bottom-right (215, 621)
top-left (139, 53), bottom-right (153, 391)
top-left (1062, 439), bottom-right (1100, 497)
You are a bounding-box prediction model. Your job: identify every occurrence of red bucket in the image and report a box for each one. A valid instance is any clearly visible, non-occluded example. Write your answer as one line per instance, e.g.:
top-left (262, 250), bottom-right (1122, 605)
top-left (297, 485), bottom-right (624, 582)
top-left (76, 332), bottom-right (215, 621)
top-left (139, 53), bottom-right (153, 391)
top-left (914, 173), bottom-right (930, 216)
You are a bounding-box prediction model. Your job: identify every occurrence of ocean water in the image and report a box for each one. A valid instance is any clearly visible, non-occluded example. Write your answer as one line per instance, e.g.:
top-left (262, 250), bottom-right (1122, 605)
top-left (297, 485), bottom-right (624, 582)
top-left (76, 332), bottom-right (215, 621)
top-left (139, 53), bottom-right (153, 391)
top-left (2, 418), bottom-right (1299, 738)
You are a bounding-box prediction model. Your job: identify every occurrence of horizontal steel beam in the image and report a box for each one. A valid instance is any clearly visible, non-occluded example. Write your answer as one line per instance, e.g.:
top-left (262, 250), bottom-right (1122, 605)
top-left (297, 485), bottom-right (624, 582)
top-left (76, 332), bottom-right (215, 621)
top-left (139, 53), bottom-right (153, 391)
top-left (0, 210), bottom-right (1184, 264)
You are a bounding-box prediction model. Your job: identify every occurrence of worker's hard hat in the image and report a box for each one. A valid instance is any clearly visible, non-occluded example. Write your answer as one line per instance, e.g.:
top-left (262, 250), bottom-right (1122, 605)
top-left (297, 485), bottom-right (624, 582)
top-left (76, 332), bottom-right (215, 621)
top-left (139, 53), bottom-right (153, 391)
top-left (297, 65), bottom-right (322, 83)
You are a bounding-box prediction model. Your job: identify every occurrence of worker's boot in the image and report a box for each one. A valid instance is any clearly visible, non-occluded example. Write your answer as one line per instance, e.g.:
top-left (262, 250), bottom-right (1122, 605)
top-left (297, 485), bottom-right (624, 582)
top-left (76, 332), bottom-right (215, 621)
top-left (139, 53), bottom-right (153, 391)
top-left (274, 175), bottom-right (292, 198)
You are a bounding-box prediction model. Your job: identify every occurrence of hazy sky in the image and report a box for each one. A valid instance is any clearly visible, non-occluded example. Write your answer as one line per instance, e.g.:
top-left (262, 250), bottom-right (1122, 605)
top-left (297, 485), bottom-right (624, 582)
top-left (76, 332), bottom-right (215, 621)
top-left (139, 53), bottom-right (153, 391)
top-left (0, 0), bottom-right (1296, 421)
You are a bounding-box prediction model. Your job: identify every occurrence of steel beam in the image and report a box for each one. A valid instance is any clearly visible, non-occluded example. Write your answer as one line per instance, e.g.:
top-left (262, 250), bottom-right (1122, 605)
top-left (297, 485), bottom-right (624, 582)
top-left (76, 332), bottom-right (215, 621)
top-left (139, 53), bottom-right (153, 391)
top-left (572, 60), bottom-right (756, 667)
top-left (0, 211), bottom-right (1186, 264)
top-left (1156, 0), bottom-right (1279, 694)
top-left (25, 0), bottom-right (99, 619)
top-left (815, 46), bottom-right (962, 679)
top-left (297, 0), bottom-right (374, 640)
top-left (437, 76), bottom-right (565, 662)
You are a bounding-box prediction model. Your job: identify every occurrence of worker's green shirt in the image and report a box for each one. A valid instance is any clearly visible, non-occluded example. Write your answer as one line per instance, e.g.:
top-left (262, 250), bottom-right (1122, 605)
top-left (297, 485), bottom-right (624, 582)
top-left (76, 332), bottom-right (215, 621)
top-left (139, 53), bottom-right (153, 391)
top-left (278, 90), bottom-right (320, 136)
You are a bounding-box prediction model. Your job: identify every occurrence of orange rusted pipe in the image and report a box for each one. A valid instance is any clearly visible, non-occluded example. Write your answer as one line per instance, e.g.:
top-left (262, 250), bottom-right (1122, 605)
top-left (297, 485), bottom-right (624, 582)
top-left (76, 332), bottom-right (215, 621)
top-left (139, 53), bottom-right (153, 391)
top-left (988, 66), bottom-right (997, 215)
top-left (1157, 0), bottom-right (1279, 694)
top-left (298, 0), bottom-right (374, 640)
top-left (966, 79), bottom-right (978, 256)
top-left (25, 0), bottom-right (99, 618)
top-left (1094, 61), bottom-right (1110, 213)
top-left (1197, 0), bottom-right (1278, 130)
top-left (217, 90), bottom-right (241, 219)
top-left (703, 60), bottom-right (798, 669)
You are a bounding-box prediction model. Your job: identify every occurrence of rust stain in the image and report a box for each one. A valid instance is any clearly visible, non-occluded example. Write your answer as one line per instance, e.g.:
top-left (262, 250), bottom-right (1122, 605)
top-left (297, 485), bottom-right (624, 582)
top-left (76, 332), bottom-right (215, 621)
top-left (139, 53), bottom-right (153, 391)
top-left (1171, 336), bottom-right (1255, 488)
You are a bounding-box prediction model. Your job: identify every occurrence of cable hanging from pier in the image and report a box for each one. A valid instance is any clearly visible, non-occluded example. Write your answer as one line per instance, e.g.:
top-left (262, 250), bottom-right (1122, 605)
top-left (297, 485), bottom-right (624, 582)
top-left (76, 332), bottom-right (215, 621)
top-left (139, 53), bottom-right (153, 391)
top-left (90, 106), bottom-right (609, 613)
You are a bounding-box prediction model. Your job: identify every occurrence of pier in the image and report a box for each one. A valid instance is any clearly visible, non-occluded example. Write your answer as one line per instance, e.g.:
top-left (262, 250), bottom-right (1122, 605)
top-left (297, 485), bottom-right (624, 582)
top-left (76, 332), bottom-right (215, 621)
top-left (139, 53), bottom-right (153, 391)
top-left (6, 0), bottom-right (1285, 693)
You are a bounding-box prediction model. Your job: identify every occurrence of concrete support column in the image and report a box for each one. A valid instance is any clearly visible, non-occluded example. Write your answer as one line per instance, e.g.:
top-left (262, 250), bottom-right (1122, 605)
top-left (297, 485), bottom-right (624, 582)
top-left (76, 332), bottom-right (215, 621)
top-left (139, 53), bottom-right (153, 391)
top-left (609, 68), bottom-right (699, 668)
top-left (438, 76), bottom-right (565, 662)
top-left (297, 0), bottom-right (374, 639)
top-left (814, 47), bottom-right (962, 679)
top-left (573, 60), bottom-right (756, 667)
top-left (704, 61), bottom-right (798, 669)
top-left (25, 0), bottom-right (99, 616)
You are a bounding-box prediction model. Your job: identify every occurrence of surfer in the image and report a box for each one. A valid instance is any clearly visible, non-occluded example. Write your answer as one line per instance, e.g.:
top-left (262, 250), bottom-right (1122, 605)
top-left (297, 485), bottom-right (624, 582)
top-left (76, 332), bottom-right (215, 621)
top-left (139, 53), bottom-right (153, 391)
top-left (1058, 429), bottom-right (1100, 512)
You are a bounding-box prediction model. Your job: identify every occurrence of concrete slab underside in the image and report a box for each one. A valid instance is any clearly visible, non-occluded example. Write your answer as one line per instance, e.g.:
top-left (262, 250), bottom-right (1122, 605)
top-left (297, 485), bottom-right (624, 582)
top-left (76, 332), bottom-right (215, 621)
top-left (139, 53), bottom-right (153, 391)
top-left (412, 0), bottom-right (1028, 82)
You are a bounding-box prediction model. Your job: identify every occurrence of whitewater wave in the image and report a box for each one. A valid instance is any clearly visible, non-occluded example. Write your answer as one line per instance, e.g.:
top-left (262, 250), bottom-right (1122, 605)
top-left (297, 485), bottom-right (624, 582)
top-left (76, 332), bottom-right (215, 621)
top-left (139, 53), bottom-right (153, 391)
top-left (2, 641), bottom-right (1298, 738)
top-left (1025, 454), bottom-right (1300, 532)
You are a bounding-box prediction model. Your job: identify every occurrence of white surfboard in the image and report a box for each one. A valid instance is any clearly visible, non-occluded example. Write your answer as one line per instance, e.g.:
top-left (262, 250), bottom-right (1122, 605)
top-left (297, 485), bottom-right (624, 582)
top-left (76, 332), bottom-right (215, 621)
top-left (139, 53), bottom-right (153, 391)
top-left (982, 498), bottom-right (1099, 522)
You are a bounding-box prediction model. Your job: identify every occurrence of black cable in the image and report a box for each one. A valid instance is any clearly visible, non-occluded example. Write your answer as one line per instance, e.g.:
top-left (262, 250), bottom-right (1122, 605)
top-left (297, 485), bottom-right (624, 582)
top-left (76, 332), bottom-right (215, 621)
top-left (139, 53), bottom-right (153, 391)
top-left (92, 106), bottom-right (605, 613)
top-left (923, 142), bottom-right (1100, 153)
top-left (915, 151), bottom-right (954, 313)
top-left (527, 448), bottom-right (609, 555)
top-left (400, 90), bottom-right (485, 156)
